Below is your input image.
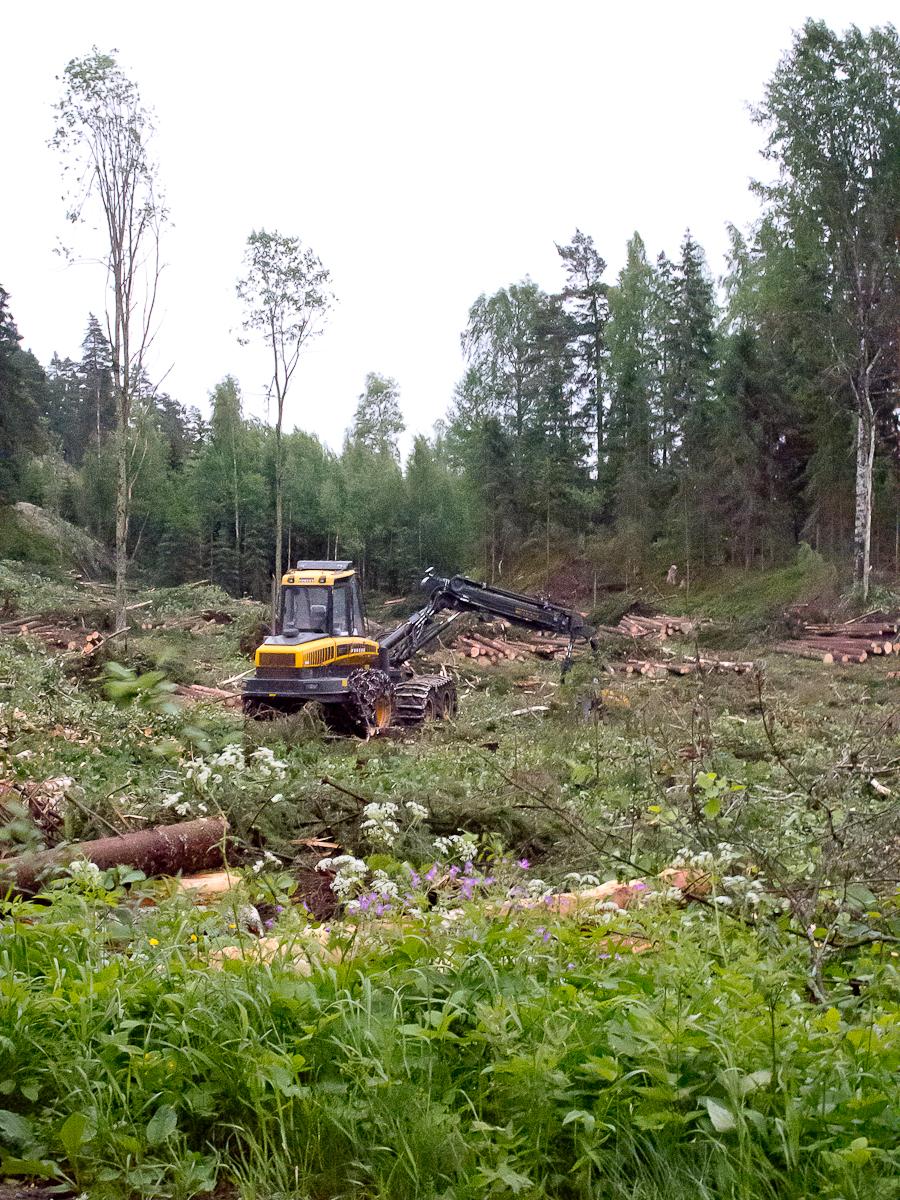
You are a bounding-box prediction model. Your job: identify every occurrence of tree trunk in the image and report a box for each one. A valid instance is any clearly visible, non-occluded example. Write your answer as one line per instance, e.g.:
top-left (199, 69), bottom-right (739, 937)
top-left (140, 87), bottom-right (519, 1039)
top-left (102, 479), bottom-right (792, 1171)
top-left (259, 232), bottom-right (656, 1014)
top-left (232, 426), bottom-right (242, 596)
top-left (853, 387), bottom-right (876, 599)
top-left (0, 817), bottom-right (230, 897)
top-left (273, 414), bottom-right (283, 623)
top-left (114, 421), bottom-right (129, 632)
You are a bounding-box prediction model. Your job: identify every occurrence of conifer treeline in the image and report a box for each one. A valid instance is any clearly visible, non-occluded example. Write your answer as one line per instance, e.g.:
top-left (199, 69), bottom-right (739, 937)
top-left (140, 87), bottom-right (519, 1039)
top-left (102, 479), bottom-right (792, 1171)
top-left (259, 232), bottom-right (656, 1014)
top-left (1, 19), bottom-right (897, 596)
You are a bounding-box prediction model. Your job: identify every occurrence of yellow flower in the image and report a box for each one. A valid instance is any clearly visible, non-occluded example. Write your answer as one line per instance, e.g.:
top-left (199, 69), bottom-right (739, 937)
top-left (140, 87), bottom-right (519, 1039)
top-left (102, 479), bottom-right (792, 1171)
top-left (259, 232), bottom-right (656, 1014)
top-left (148, 938), bottom-right (159, 946)
top-left (190, 934), bottom-right (198, 942)
top-left (228, 923), bottom-right (237, 930)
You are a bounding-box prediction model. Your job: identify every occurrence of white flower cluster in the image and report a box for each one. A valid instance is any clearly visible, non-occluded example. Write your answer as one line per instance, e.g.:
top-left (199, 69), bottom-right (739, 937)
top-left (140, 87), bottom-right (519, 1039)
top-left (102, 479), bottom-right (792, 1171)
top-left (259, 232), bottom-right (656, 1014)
top-left (181, 744), bottom-right (287, 795)
top-left (405, 801), bottom-right (428, 821)
top-left (161, 790), bottom-right (208, 817)
top-left (66, 860), bottom-right (103, 886)
top-left (671, 844), bottom-right (769, 910)
top-left (249, 746), bottom-right (286, 779)
top-left (371, 869), bottom-right (399, 899)
top-left (361, 801), bottom-right (401, 846)
top-left (316, 854), bottom-right (367, 896)
top-left (563, 872), bottom-right (601, 888)
top-left (252, 850), bottom-right (282, 874)
top-left (433, 832), bottom-right (478, 862)
top-left (526, 878), bottom-right (551, 897)
top-left (721, 874), bottom-right (766, 907)
top-left (671, 842), bottom-right (741, 871)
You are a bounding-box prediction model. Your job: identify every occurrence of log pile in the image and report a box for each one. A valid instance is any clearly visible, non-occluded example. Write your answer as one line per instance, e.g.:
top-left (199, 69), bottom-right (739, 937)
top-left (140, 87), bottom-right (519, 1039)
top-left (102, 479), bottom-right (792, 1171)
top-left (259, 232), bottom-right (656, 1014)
top-left (608, 657), bottom-right (753, 679)
top-left (0, 616), bottom-right (118, 656)
top-left (776, 612), bottom-right (900, 665)
top-left (455, 629), bottom-right (574, 665)
top-left (616, 613), bottom-right (696, 639)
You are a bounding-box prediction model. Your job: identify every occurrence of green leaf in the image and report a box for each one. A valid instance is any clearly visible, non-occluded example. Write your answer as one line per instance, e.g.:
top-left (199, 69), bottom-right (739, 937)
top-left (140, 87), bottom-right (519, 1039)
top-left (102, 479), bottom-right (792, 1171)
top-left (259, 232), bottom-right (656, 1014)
top-left (702, 796), bottom-right (722, 818)
top-left (0, 1109), bottom-right (33, 1147)
top-left (145, 1103), bottom-right (177, 1146)
top-left (562, 1109), bottom-right (596, 1132)
top-left (703, 1097), bottom-right (737, 1132)
top-left (739, 1069), bottom-right (772, 1095)
top-left (59, 1111), bottom-right (94, 1160)
top-left (496, 1164), bottom-right (532, 1193)
top-left (0, 1154), bottom-right (58, 1178)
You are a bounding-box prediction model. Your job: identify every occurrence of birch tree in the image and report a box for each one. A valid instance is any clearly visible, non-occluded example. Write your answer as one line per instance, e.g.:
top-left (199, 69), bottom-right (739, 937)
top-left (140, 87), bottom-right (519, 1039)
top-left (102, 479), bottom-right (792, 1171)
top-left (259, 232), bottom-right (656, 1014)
top-left (236, 230), bottom-right (333, 608)
top-left (52, 49), bottom-right (165, 630)
top-left (754, 20), bottom-right (900, 597)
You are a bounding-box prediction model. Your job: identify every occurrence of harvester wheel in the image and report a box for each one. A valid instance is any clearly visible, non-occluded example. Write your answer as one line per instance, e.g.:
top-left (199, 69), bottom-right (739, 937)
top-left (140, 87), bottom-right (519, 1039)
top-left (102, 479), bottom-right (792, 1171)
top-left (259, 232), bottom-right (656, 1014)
top-left (345, 668), bottom-right (395, 738)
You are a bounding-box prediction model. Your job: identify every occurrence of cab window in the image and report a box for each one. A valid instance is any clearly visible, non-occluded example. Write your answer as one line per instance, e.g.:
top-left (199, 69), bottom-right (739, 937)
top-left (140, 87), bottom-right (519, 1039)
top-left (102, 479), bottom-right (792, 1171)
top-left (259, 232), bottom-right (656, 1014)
top-left (332, 585), bottom-right (351, 636)
top-left (281, 586), bottom-right (330, 635)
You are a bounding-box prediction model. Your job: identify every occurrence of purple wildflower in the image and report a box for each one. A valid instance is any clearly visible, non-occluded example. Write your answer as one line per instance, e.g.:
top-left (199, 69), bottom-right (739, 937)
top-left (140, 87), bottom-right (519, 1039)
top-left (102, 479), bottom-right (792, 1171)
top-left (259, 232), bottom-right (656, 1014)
top-left (275, 904), bottom-right (285, 914)
top-left (264, 918), bottom-right (274, 929)
top-left (630, 882), bottom-right (647, 891)
top-left (518, 858), bottom-right (530, 870)
top-left (425, 865), bottom-right (439, 884)
top-left (448, 865), bottom-right (460, 879)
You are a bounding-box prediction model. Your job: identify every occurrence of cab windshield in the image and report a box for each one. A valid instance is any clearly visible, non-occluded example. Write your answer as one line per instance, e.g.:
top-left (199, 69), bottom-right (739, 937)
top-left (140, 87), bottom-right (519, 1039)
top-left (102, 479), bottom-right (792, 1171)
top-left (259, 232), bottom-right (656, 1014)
top-left (281, 586), bottom-right (330, 636)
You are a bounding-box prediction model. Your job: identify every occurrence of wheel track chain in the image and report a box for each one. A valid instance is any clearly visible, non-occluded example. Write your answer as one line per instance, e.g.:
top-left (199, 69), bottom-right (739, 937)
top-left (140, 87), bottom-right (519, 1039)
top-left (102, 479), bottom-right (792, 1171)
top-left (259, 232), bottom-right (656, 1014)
top-left (393, 675), bottom-right (458, 726)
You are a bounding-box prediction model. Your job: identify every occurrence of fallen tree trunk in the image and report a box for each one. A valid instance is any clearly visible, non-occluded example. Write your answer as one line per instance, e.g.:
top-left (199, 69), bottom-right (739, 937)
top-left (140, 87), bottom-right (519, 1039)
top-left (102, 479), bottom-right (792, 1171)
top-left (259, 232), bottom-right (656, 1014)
top-left (0, 816), bottom-right (230, 897)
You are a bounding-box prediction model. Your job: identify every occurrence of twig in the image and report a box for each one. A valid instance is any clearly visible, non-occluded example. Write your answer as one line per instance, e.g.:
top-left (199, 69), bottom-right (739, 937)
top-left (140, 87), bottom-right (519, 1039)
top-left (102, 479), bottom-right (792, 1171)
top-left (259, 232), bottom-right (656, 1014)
top-left (321, 776), bottom-right (370, 807)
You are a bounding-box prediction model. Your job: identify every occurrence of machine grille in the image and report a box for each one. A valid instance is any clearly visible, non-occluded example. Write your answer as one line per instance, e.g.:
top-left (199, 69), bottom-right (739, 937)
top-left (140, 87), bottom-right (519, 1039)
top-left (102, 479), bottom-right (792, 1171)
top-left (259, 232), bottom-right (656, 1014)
top-left (258, 651), bottom-right (295, 668)
top-left (300, 646), bottom-right (331, 667)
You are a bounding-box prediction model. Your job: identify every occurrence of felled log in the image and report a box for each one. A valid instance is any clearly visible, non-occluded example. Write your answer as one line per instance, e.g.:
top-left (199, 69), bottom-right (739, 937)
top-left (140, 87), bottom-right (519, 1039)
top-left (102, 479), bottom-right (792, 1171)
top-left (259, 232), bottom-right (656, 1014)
top-left (774, 641), bottom-right (867, 664)
top-left (804, 622), bottom-right (898, 637)
top-left (799, 638), bottom-right (871, 661)
top-left (174, 683), bottom-right (242, 707)
top-left (0, 816), bottom-right (230, 897)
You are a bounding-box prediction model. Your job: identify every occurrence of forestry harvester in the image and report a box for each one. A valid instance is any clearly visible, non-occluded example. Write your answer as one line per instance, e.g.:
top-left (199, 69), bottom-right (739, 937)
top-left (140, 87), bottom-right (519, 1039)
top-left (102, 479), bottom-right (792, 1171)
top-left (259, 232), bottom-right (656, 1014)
top-left (242, 562), bottom-right (593, 735)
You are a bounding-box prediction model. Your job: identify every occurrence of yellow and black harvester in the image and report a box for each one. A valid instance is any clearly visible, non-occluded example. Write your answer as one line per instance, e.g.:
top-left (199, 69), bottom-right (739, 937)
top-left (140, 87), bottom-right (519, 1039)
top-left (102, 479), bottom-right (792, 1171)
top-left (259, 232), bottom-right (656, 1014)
top-left (242, 562), bottom-right (592, 735)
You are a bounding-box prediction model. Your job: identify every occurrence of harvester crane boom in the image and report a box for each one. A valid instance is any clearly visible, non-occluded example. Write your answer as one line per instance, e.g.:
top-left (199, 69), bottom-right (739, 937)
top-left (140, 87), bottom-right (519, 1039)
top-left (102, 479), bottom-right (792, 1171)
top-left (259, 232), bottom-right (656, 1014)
top-left (380, 571), bottom-right (593, 670)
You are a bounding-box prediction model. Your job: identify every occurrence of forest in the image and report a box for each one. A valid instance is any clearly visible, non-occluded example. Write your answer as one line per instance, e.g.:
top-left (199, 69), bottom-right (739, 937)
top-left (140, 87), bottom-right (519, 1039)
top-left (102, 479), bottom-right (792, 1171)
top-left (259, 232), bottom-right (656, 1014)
top-left (1, 20), bottom-right (897, 606)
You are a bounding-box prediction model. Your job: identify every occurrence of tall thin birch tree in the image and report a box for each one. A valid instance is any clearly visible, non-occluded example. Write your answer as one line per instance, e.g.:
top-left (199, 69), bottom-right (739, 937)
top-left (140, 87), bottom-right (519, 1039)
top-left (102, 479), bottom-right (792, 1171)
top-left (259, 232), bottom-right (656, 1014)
top-left (52, 49), bottom-right (165, 631)
top-left (236, 231), bottom-right (333, 611)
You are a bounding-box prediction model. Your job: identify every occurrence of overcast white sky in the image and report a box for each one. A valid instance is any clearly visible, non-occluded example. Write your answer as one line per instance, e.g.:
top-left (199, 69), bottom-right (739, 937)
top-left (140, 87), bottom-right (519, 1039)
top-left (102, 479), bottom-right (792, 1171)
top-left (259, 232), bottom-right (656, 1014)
top-left (2, 1), bottom-right (896, 454)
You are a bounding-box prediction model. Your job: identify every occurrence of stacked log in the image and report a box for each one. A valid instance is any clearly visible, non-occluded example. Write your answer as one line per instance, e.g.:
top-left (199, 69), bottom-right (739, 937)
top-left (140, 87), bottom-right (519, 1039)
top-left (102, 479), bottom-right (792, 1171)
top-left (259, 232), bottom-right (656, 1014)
top-left (610, 658), bottom-right (753, 677)
top-left (617, 613), bottom-right (696, 639)
top-left (457, 633), bottom-right (529, 664)
top-left (777, 613), bottom-right (900, 665)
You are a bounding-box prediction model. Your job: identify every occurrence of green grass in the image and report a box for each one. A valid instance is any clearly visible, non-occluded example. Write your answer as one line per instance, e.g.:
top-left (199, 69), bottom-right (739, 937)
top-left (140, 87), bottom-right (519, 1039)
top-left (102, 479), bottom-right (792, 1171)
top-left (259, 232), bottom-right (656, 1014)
top-left (1, 880), bottom-right (898, 1200)
top-left (0, 572), bottom-right (898, 1198)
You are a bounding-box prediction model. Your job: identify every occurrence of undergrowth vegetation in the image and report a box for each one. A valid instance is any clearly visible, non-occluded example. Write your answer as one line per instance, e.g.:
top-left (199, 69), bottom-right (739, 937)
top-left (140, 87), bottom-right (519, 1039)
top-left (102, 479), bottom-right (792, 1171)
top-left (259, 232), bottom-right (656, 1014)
top-left (0, 575), bottom-right (898, 1198)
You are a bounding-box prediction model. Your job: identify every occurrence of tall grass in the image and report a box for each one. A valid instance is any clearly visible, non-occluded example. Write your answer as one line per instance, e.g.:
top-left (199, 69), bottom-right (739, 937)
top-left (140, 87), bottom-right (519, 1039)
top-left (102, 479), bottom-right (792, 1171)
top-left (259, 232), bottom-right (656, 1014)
top-left (0, 884), bottom-right (896, 1199)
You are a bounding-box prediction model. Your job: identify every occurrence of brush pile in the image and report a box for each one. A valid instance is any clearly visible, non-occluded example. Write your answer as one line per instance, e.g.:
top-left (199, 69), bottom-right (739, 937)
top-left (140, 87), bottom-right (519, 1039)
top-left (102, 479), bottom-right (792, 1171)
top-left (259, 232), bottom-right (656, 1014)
top-left (776, 612), bottom-right (900, 664)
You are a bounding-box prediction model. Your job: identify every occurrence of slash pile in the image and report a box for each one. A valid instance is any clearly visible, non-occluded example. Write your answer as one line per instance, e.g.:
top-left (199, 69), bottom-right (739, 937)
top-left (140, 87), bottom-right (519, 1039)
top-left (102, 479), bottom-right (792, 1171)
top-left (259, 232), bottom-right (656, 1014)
top-left (775, 612), bottom-right (899, 664)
